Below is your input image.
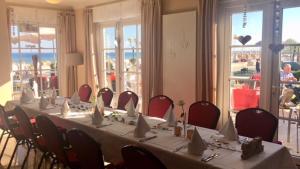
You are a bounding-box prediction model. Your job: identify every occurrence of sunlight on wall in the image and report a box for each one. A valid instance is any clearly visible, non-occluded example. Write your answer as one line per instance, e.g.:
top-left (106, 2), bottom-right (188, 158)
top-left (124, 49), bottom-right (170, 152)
top-left (0, 81), bottom-right (12, 105)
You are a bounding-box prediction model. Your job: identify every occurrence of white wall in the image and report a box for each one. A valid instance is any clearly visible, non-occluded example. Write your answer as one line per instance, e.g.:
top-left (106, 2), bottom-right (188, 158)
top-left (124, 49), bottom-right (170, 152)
top-left (0, 0), bottom-right (12, 105)
top-left (162, 11), bottom-right (196, 116)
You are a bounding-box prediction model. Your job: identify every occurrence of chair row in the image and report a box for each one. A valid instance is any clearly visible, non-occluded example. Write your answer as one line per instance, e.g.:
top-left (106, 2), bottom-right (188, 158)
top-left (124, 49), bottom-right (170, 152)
top-left (78, 85), bottom-right (139, 111)
top-left (77, 85), bottom-right (279, 142)
top-left (147, 96), bottom-right (278, 142)
top-left (0, 105), bottom-right (166, 169)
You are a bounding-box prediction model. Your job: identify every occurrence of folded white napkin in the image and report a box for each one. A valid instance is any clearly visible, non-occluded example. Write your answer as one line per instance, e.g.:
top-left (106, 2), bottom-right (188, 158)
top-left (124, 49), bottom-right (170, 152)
top-left (126, 98), bottom-right (136, 117)
top-left (61, 99), bottom-right (70, 116)
top-left (97, 95), bottom-right (105, 111)
top-left (134, 114), bottom-right (151, 138)
top-left (163, 105), bottom-right (176, 126)
top-left (92, 106), bottom-right (104, 126)
top-left (20, 88), bottom-right (34, 104)
top-left (39, 95), bottom-right (49, 110)
top-left (188, 127), bottom-right (207, 155)
top-left (71, 91), bottom-right (80, 104)
top-left (50, 88), bottom-right (57, 105)
top-left (219, 115), bottom-right (238, 141)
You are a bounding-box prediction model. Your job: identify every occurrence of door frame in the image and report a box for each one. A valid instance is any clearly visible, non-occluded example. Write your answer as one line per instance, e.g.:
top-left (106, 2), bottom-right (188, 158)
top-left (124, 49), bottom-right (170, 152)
top-left (217, 0), bottom-right (274, 126)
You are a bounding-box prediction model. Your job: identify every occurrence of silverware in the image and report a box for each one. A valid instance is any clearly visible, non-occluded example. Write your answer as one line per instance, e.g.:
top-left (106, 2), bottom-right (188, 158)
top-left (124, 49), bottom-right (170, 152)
top-left (173, 144), bottom-right (188, 152)
top-left (139, 135), bottom-right (157, 142)
top-left (201, 153), bottom-right (219, 162)
top-left (95, 123), bottom-right (113, 128)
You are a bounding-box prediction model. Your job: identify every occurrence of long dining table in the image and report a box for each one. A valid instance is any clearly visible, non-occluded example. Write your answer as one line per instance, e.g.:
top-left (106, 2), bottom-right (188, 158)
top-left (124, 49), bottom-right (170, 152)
top-left (6, 98), bottom-right (298, 169)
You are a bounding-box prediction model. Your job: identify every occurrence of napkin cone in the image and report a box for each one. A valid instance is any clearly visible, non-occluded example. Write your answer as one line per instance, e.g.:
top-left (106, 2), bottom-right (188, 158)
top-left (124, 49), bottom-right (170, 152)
top-left (71, 91), bottom-right (80, 104)
top-left (39, 95), bottom-right (49, 110)
top-left (134, 114), bottom-right (151, 138)
top-left (61, 99), bottom-right (70, 116)
top-left (163, 106), bottom-right (176, 126)
top-left (219, 115), bottom-right (238, 141)
top-left (126, 98), bottom-right (136, 117)
top-left (20, 89), bottom-right (34, 104)
top-left (188, 128), bottom-right (207, 155)
top-left (50, 88), bottom-right (57, 104)
top-left (97, 95), bottom-right (105, 112)
top-left (92, 106), bottom-right (104, 126)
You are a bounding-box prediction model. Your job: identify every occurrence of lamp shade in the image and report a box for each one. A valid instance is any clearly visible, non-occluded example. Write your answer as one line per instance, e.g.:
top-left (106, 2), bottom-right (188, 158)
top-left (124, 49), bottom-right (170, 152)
top-left (65, 53), bottom-right (83, 66)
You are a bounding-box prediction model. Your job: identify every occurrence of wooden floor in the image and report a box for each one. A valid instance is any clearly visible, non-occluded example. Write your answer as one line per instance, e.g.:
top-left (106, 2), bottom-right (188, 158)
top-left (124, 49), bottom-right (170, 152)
top-left (0, 133), bottom-right (52, 169)
top-left (279, 109), bottom-right (300, 157)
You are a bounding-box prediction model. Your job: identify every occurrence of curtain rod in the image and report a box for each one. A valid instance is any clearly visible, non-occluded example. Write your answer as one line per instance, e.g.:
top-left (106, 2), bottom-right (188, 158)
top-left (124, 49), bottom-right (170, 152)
top-left (7, 2), bottom-right (72, 11)
top-left (86, 0), bottom-right (128, 9)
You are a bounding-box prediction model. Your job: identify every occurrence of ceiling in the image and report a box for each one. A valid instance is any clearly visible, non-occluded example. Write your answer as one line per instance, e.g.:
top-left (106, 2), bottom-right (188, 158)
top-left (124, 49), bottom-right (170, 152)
top-left (5, 0), bottom-right (120, 9)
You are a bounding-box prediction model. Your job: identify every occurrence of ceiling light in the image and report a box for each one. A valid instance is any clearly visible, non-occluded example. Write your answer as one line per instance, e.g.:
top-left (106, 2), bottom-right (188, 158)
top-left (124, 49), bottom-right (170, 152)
top-left (46, 0), bottom-right (62, 4)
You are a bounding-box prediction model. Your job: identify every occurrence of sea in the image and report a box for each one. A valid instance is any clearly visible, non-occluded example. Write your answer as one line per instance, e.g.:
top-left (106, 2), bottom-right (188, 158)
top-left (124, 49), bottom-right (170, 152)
top-left (12, 52), bottom-right (141, 63)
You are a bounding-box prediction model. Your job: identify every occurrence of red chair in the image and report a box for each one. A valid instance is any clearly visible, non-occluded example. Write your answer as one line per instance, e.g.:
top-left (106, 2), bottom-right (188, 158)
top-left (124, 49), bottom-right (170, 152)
top-left (188, 101), bottom-right (220, 129)
top-left (36, 115), bottom-right (80, 169)
top-left (67, 129), bottom-right (106, 169)
top-left (0, 105), bottom-right (13, 162)
top-left (98, 87), bottom-right (114, 108)
top-left (10, 106), bottom-right (48, 169)
top-left (117, 91), bottom-right (138, 110)
top-left (121, 145), bottom-right (167, 169)
top-left (78, 84), bottom-right (92, 102)
top-left (235, 108), bottom-right (278, 142)
top-left (148, 95), bottom-right (174, 118)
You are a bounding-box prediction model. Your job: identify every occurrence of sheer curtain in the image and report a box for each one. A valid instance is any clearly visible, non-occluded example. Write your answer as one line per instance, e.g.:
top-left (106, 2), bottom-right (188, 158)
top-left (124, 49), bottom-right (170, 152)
top-left (84, 9), bottom-right (102, 97)
top-left (141, 0), bottom-right (163, 114)
top-left (57, 10), bottom-right (77, 97)
top-left (196, 0), bottom-right (218, 103)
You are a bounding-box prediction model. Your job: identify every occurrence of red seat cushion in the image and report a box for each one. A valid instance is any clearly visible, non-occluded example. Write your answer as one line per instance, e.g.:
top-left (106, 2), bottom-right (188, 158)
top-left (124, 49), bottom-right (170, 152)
top-left (66, 149), bottom-right (80, 168)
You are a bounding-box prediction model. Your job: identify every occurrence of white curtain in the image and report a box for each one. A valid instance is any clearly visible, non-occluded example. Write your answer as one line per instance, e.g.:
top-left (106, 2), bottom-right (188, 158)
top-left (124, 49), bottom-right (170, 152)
top-left (196, 0), bottom-right (218, 103)
top-left (141, 0), bottom-right (163, 114)
top-left (57, 10), bottom-right (77, 97)
top-left (84, 9), bottom-right (102, 97)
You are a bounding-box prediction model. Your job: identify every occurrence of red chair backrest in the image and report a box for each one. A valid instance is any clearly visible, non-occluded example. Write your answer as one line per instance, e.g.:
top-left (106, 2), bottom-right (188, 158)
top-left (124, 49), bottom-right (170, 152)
top-left (0, 106), bottom-right (29, 140)
top-left (12, 106), bottom-right (35, 139)
top-left (36, 115), bottom-right (69, 164)
top-left (148, 95), bottom-right (174, 118)
top-left (235, 108), bottom-right (278, 142)
top-left (117, 91), bottom-right (139, 110)
top-left (97, 88), bottom-right (113, 107)
top-left (78, 84), bottom-right (92, 102)
top-left (121, 145), bottom-right (167, 169)
top-left (0, 105), bottom-right (11, 130)
top-left (188, 101), bottom-right (220, 129)
top-left (67, 129), bottom-right (105, 169)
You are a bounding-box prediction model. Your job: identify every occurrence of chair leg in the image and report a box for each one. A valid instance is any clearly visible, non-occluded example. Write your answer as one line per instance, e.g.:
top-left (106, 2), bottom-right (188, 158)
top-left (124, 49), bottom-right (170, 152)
top-left (37, 152), bottom-right (46, 169)
top-left (50, 159), bottom-right (56, 169)
top-left (0, 133), bottom-right (11, 161)
top-left (21, 142), bottom-right (32, 169)
top-left (7, 140), bottom-right (20, 169)
top-left (0, 129), bottom-right (5, 144)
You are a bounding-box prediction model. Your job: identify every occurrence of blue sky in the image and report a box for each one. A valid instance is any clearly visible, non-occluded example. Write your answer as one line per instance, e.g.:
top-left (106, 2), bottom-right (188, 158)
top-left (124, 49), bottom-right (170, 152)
top-left (232, 7), bottom-right (300, 45)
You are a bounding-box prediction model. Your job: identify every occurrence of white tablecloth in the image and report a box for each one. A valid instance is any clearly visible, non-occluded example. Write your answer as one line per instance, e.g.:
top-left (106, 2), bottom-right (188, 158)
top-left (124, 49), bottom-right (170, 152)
top-left (6, 99), bottom-right (297, 169)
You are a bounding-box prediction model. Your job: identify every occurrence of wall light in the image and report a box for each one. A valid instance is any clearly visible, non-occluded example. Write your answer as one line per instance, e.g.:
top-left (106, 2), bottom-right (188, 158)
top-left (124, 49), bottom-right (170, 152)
top-left (46, 0), bottom-right (62, 4)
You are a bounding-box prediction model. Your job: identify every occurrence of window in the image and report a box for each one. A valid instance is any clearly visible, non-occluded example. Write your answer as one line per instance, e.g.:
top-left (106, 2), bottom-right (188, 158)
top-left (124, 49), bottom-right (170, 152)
top-left (11, 23), bottom-right (58, 98)
top-left (229, 11), bottom-right (263, 111)
top-left (101, 21), bottom-right (142, 108)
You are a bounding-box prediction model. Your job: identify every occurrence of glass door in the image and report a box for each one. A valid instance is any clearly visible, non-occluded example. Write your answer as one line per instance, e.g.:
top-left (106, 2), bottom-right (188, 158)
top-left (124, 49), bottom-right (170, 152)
top-left (221, 0), bottom-right (300, 160)
top-left (228, 10), bottom-right (264, 119)
top-left (276, 5), bottom-right (300, 157)
top-left (101, 21), bottom-right (141, 109)
top-left (121, 23), bottom-right (142, 109)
